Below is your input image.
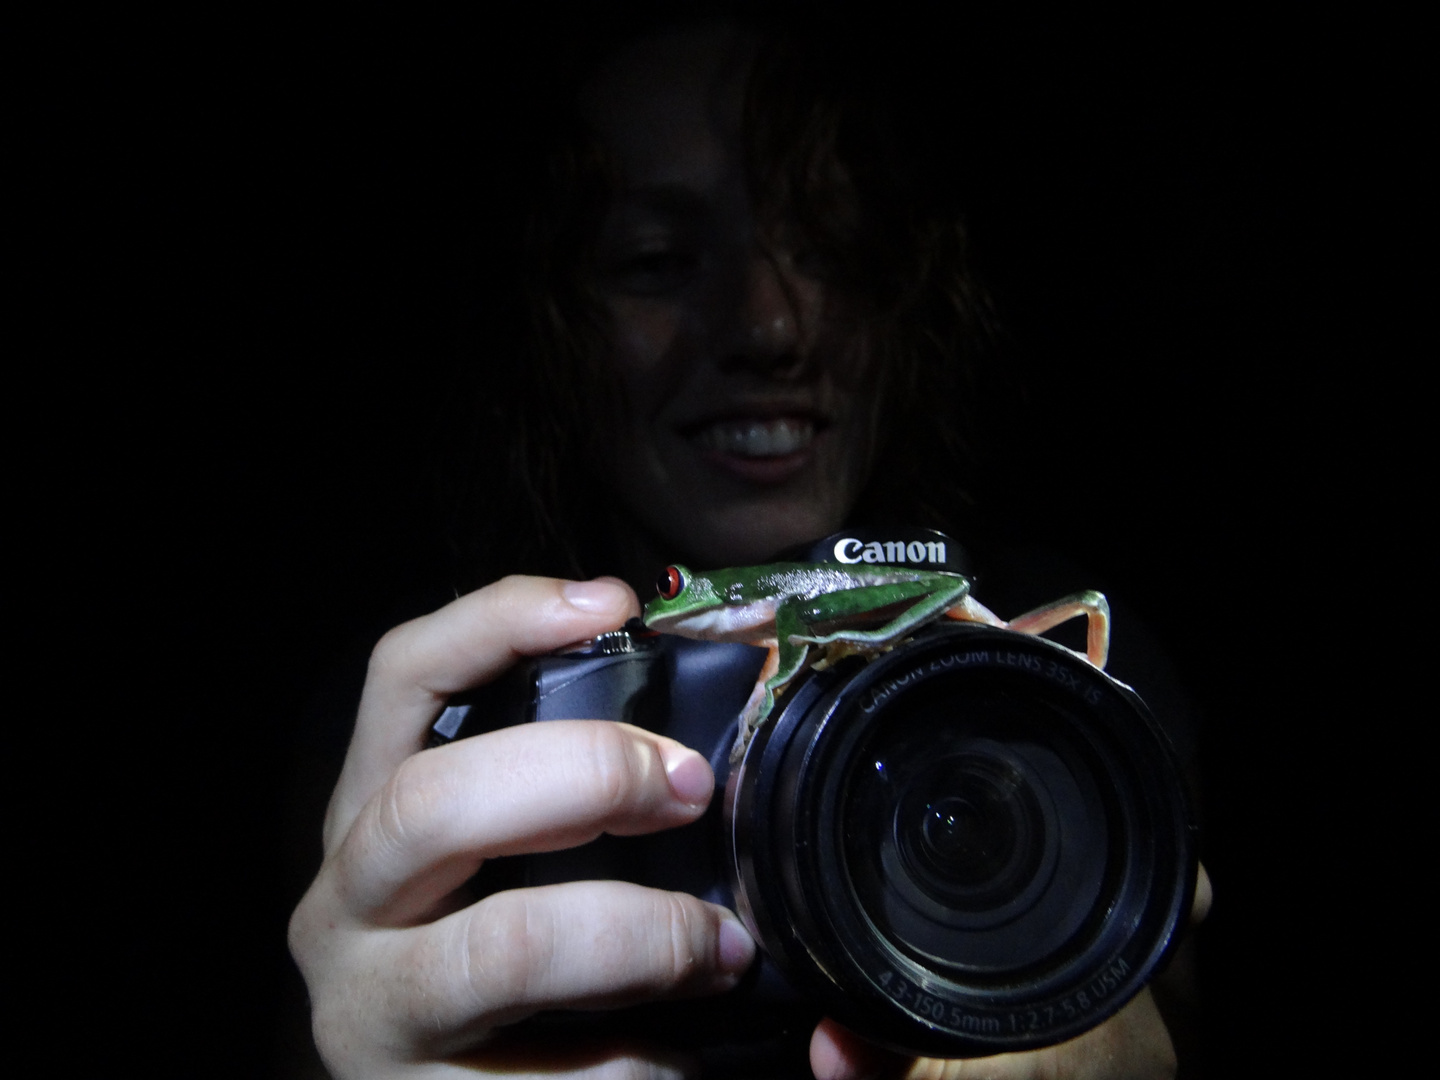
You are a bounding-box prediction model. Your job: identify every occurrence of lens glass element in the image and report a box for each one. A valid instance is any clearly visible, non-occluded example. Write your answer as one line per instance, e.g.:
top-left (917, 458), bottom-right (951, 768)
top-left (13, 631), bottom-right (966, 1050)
top-left (841, 683), bottom-right (1110, 976)
top-left (896, 753), bottom-right (1047, 909)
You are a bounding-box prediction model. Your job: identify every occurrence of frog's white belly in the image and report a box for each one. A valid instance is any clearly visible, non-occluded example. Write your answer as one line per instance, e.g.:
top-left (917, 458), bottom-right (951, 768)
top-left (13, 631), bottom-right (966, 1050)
top-left (654, 599), bottom-right (779, 645)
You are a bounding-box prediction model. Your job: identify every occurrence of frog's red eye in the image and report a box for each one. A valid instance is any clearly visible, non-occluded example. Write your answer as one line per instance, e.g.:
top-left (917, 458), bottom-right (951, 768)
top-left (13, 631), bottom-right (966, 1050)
top-left (656, 565), bottom-right (684, 600)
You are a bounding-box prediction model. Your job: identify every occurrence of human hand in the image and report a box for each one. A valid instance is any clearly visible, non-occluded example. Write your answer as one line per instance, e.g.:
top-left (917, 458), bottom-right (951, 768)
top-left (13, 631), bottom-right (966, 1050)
top-left (288, 576), bottom-right (757, 1079)
top-left (809, 865), bottom-right (1213, 1080)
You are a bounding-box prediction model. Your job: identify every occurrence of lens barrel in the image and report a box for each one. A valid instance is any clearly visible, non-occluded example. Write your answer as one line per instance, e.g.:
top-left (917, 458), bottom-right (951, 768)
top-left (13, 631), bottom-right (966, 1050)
top-left (728, 623), bottom-right (1196, 1057)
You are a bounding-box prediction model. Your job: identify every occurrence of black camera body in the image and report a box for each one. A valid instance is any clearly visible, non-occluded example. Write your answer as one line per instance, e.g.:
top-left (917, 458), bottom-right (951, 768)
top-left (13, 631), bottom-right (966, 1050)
top-left (432, 610), bottom-right (1196, 1060)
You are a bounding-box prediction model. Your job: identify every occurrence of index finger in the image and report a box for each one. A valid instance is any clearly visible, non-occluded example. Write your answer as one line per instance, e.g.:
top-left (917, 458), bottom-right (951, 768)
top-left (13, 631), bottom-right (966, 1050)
top-left (326, 575), bottom-right (640, 848)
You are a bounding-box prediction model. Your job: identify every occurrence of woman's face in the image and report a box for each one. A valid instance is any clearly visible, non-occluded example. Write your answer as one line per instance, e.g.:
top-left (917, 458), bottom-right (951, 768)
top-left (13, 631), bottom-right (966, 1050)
top-left (582, 24), bottom-right (880, 569)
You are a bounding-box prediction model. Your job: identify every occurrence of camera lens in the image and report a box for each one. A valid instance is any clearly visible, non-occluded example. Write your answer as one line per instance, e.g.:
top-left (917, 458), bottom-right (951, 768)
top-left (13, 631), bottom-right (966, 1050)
top-left (729, 623), bottom-right (1195, 1058)
top-left (842, 691), bottom-right (1106, 974)
top-left (894, 752), bottom-right (1047, 911)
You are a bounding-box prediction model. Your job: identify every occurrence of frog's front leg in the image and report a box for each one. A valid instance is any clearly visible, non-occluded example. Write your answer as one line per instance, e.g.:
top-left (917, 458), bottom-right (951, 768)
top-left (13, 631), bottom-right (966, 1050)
top-left (730, 614), bottom-right (817, 765)
top-left (731, 645), bottom-right (780, 764)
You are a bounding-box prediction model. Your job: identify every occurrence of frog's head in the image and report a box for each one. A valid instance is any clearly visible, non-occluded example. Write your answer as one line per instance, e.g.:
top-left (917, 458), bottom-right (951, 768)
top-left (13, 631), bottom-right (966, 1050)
top-left (643, 564), bottom-right (722, 636)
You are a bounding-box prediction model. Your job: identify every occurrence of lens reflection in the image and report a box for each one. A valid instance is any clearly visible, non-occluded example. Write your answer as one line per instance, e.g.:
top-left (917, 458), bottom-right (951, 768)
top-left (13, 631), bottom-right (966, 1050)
top-left (924, 798), bottom-right (988, 865)
top-left (895, 754), bottom-right (1045, 910)
top-left (921, 795), bottom-right (1009, 881)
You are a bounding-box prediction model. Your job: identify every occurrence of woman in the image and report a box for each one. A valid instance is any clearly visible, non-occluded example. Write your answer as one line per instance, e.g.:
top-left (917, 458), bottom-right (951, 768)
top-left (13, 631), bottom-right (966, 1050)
top-left (290, 13), bottom-right (1207, 1078)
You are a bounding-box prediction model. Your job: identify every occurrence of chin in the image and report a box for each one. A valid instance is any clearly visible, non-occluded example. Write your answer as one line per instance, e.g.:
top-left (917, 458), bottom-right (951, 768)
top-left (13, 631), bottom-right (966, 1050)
top-left (681, 497), bottom-right (851, 567)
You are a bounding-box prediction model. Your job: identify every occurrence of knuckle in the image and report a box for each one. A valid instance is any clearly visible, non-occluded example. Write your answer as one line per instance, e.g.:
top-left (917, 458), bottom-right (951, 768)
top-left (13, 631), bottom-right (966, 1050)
top-left (580, 723), bottom-right (656, 819)
top-left (365, 613), bottom-right (446, 693)
top-left (359, 766), bottom-right (418, 867)
top-left (460, 891), bottom-right (551, 1015)
top-left (591, 889), bottom-right (713, 996)
top-left (285, 904), bottom-right (394, 1072)
top-left (308, 989), bottom-right (391, 1079)
top-left (335, 755), bottom-right (445, 909)
top-left (287, 875), bottom-right (346, 978)
top-left (286, 895), bottom-right (317, 965)
top-left (453, 885), bottom-right (720, 1019)
top-left (662, 893), bottom-right (699, 980)
top-left (655, 891), bottom-right (712, 990)
top-left (307, 996), bottom-right (353, 1069)
top-left (366, 622), bottom-right (414, 682)
top-left (376, 753), bottom-right (435, 846)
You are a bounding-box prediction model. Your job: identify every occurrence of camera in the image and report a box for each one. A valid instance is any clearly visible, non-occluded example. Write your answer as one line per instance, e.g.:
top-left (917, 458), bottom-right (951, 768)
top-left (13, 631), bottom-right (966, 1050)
top-left (430, 542), bottom-right (1197, 1061)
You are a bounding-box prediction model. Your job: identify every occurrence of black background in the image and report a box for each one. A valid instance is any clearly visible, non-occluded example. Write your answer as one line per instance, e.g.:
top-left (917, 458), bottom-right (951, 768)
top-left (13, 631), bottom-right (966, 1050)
top-left (52, 4), bottom-right (1384, 1076)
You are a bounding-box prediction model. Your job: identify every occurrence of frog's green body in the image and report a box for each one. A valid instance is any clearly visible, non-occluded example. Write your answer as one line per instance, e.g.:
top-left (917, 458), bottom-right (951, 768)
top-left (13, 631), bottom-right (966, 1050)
top-left (645, 561), bottom-right (1111, 760)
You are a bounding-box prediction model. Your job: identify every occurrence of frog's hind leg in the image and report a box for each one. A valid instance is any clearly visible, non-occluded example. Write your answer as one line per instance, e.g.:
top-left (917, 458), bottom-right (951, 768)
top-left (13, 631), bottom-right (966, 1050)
top-left (1007, 591), bottom-right (1111, 669)
top-left (943, 594), bottom-right (1008, 628)
top-left (804, 578), bottom-right (974, 650)
top-left (947, 590), bottom-right (1110, 669)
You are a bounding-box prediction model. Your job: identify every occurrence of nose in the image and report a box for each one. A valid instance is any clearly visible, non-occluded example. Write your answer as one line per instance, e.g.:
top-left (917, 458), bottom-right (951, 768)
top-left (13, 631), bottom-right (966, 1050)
top-left (722, 248), bottom-right (812, 375)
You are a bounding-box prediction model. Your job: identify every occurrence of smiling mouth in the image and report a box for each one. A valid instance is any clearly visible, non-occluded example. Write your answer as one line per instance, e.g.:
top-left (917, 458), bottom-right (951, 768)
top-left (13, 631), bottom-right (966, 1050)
top-left (690, 417), bottom-right (816, 458)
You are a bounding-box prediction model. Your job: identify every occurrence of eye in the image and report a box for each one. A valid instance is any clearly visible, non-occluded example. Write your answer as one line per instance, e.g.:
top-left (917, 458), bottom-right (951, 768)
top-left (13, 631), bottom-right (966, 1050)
top-left (656, 565), bottom-right (685, 600)
top-left (610, 249), bottom-right (698, 295)
top-left (792, 246), bottom-right (840, 283)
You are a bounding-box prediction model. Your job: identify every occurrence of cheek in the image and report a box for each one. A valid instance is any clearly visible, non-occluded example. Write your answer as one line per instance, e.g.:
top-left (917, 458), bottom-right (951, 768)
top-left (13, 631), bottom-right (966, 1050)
top-left (605, 297), bottom-right (686, 415)
top-left (818, 307), bottom-right (878, 392)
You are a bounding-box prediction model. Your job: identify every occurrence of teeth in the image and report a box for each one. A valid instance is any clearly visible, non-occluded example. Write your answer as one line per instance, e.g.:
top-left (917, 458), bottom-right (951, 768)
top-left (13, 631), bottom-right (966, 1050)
top-left (694, 418), bottom-right (814, 458)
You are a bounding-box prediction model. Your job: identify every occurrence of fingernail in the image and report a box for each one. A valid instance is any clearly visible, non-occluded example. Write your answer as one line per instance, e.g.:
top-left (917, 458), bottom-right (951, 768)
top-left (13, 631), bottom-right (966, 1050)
top-left (663, 745), bottom-right (713, 806)
top-left (717, 915), bottom-right (756, 975)
top-left (561, 579), bottom-right (629, 613)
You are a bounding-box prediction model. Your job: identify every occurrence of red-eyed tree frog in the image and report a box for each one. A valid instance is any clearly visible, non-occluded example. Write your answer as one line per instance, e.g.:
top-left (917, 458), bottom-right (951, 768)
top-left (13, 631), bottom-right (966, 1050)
top-left (644, 562), bottom-right (1111, 761)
